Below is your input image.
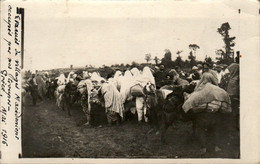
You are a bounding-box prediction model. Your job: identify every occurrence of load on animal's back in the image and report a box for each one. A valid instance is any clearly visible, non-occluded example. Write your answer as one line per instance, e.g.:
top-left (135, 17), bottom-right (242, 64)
top-left (144, 62), bottom-right (234, 154)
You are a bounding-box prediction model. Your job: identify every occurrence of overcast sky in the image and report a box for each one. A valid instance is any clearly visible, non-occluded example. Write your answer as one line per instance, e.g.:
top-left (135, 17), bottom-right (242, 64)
top-left (3, 0), bottom-right (258, 70)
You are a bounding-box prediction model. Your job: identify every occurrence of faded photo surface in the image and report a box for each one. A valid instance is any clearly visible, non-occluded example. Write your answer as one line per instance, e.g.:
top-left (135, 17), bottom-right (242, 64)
top-left (0, 0), bottom-right (259, 163)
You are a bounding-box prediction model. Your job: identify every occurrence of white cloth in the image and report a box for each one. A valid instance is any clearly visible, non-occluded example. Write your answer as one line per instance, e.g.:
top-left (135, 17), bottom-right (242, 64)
top-left (130, 67), bottom-right (141, 77)
top-left (160, 88), bottom-right (173, 99)
top-left (120, 70), bottom-right (135, 102)
top-left (113, 71), bottom-right (123, 91)
top-left (216, 72), bottom-right (224, 84)
top-left (223, 69), bottom-right (230, 75)
top-left (141, 66), bottom-right (156, 86)
top-left (135, 96), bottom-right (148, 122)
top-left (90, 72), bottom-right (105, 82)
top-left (66, 71), bottom-right (75, 84)
top-left (82, 71), bottom-right (90, 79)
top-left (101, 82), bottom-right (125, 118)
top-left (182, 83), bottom-right (231, 113)
top-left (114, 71), bottom-right (122, 79)
top-left (55, 84), bottom-right (66, 108)
top-left (56, 74), bottom-right (66, 85)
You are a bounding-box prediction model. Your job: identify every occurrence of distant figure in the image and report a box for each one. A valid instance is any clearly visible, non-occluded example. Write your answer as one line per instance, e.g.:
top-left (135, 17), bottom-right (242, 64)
top-left (190, 66), bottom-right (201, 81)
top-left (195, 62), bottom-right (218, 91)
top-left (227, 63), bottom-right (240, 129)
top-left (197, 64), bottom-right (203, 76)
top-left (215, 65), bottom-right (224, 84)
top-left (169, 69), bottom-right (189, 89)
top-left (175, 66), bottom-right (186, 80)
top-left (56, 73), bottom-right (66, 86)
top-left (27, 73), bottom-right (38, 106)
top-left (154, 65), bottom-right (167, 89)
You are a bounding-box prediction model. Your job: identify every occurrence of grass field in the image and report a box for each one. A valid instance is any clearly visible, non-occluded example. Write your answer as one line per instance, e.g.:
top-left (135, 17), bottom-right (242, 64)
top-left (22, 94), bottom-right (240, 158)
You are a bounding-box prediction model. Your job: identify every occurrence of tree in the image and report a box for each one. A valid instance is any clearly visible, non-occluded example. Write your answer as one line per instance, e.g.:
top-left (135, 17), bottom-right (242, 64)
top-left (189, 44), bottom-right (200, 58)
top-left (174, 50), bottom-right (184, 67)
top-left (176, 50), bottom-right (183, 56)
top-left (70, 64), bottom-right (73, 69)
top-left (131, 61), bottom-right (139, 68)
top-left (217, 22), bottom-right (236, 64)
top-left (188, 44), bottom-right (200, 68)
top-left (161, 49), bottom-right (173, 68)
top-left (188, 51), bottom-right (197, 68)
top-left (145, 53), bottom-right (152, 63)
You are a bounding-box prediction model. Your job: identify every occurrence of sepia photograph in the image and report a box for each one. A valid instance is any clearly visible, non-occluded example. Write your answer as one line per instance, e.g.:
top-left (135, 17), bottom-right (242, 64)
top-left (0, 0), bottom-right (259, 163)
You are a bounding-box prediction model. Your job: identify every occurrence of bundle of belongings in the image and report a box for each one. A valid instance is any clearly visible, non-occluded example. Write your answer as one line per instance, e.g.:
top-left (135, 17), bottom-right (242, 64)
top-left (77, 79), bottom-right (93, 95)
top-left (120, 67), bottom-right (156, 101)
top-left (129, 66), bottom-right (156, 97)
top-left (182, 83), bottom-right (232, 113)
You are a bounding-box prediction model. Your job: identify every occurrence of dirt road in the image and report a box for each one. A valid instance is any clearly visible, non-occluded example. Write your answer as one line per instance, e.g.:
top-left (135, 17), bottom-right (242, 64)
top-left (22, 95), bottom-right (240, 158)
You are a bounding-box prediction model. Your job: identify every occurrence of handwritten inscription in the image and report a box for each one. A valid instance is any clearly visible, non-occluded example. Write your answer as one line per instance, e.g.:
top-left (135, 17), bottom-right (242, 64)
top-left (14, 15), bottom-right (20, 45)
top-left (1, 106), bottom-right (7, 125)
top-left (1, 4), bottom-right (22, 148)
top-left (3, 38), bottom-right (11, 55)
top-left (6, 5), bottom-right (12, 37)
top-left (1, 129), bottom-right (8, 147)
top-left (0, 70), bottom-right (12, 112)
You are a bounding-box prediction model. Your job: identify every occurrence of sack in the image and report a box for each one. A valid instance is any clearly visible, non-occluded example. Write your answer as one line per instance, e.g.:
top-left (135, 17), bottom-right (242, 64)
top-left (130, 84), bottom-right (144, 96)
top-left (192, 100), bottom-right (231, 113)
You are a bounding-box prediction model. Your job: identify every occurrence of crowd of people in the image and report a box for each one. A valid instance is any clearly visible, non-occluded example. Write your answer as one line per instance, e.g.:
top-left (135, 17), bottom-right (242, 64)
top-left (22, 58), bottom-right (240, 154)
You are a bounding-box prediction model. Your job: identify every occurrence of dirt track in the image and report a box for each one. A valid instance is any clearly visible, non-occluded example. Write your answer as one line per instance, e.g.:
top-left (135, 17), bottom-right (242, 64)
top-left (22, 94), bottom-right (240, 158)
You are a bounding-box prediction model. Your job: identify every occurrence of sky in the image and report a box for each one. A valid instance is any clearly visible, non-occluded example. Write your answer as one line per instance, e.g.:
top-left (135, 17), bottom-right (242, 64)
top-left (2, 0), bottom-right (259, 70)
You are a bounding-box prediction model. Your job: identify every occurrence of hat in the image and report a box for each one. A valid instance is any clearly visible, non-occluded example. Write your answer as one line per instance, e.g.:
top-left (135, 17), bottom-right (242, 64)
top-left (197, 64), bottom-right (203, 68)
top-left (168, 69), bottom-right (178, 76)
top-left (159, 65), bottom-right (165, 70)
top-left (192, 66), bottom-right (198, 70)
top-left (202, 61), bottom-right (211, 67)
top-left (215, 65), bottom-right (221, 69)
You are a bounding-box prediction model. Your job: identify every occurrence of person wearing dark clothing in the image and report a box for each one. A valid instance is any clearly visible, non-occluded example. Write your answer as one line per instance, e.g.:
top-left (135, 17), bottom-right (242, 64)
top-left (27, 74), bottom-right (38, 106)
top-left (154, 65), bottom-right (168, 89)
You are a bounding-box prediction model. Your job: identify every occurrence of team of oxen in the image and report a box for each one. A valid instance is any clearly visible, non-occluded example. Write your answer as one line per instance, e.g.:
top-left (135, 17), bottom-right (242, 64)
top-left (23, 65), bottom-right (236, 153)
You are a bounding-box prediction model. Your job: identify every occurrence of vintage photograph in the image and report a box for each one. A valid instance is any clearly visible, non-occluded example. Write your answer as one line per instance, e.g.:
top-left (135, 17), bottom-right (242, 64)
top-left (0, 0), bottom-right (257, 161)
top-left (19, 1), bottom-right (243, 159)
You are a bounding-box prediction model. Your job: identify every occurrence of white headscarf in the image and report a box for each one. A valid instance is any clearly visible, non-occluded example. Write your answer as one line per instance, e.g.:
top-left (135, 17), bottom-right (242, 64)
top-left (90, 72), bottom-right (105, 83)
top-left (142, 66), bottom-right (156, 86)
top-left (114, 71), bottom-right (122, 79)
top-left (56, 73), bottom-right (66, 85)
top-left (130, 67), bottom-right (140, 77)
top-left (82, 71), bottom-right (90, 79)
top-left (124, 70), bottom-right (133, 79)
top-left (120, 70), bottom-right (135, 103)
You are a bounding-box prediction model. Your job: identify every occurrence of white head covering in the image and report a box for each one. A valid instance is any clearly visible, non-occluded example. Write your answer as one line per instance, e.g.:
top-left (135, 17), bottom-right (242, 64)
top-left (142, 66), bottom-right (156, 86)
top-left (120, 70), bottom-right (135, 103)
top-left (192, 66), bottom-right (198, 70)
top-left (57, 73), bottom-right (66, 85)
top-left (58, 73), bottom-right (65, 80)
top-left (114, 71), bottom-right (122, 79)
top-left (82, 71), bottom-right (90, 79)
top-left (90, 72), bottom-right (105, 83)
top-left (130, 67), bottom-right (140, 77)
top-left (124, 70), bottom-right (133, 79)
top-left (72, 74), bottom-right (77, 79)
